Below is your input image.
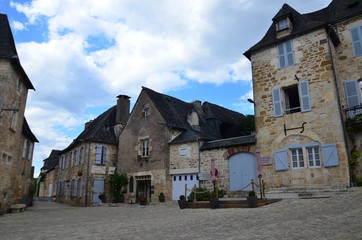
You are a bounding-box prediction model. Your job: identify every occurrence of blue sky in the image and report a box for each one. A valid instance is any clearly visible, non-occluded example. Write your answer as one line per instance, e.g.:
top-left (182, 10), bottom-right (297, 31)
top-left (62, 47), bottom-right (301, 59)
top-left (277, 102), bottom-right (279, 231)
top-left (0, 0), bottom-right (331, 177)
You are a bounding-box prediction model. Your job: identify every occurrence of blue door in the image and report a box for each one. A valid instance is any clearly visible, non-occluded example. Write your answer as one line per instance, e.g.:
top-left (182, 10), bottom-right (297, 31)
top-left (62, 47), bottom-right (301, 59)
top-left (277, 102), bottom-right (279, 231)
top-left (229, 153), bottom-right (256, 191)
top-left (92, 178), bottom-right (104, 206)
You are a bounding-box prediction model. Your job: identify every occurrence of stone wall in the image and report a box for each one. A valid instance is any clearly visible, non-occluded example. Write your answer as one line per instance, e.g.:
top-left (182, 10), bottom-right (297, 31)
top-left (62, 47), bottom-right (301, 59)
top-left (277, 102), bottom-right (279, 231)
top-left (250, 27), bottom-right (350, 189)
top-left (0, 60), bottom-right (33, 213)
top-left (57, 142), bottom-right (118, 206)
top-left (118, 91), bottom-right (171, 202)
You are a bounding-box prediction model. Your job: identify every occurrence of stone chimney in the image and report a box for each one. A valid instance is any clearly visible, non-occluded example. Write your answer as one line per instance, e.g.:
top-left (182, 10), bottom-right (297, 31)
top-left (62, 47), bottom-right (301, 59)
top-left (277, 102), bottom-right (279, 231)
top-left (116, 95), bottom-right (130, 124)
top-left (84, 120), bottom-right (93, 129)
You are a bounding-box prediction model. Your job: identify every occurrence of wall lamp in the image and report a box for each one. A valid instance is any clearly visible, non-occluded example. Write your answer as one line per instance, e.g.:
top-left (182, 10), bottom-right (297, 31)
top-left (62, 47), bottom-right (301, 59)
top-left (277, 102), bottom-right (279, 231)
top-left (247, 98), bottom-right (256, 106)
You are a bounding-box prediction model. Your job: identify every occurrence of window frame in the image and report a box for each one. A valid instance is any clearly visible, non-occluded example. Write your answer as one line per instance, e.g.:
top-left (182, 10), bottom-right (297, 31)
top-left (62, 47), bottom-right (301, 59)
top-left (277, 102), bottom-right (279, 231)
top-left (276, 18), bottom-right (289, 31)
top-left (278, 40), bottom-right (295, 68)
top-left (141, 139), bottom-right (150, 157)
top-left (290, 148), bottom-right (304, 169)
top-left (350, 25), bottom-right (362, 57)
top-left (307, 147), bottom-right (321, 168)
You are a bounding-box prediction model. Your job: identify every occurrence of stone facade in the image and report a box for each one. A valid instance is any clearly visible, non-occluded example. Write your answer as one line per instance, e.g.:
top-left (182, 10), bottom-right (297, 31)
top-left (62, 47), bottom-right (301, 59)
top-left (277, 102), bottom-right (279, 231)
top-left (57, 141), bottom-right (118, 206)
top-left (0, 14), bottom-right (38, 213)
top-left (244, 2), bottom-right (362, 190)
top-left (118, 90), bottom-right (170, 203)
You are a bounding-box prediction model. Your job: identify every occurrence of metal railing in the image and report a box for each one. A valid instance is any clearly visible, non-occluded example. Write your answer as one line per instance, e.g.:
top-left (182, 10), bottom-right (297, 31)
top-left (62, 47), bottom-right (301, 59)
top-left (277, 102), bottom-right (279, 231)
top-left (345, 105), bottom-right (362, 119)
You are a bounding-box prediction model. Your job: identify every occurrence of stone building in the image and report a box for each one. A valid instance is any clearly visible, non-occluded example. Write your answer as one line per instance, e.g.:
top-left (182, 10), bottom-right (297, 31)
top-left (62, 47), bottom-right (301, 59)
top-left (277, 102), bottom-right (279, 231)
top-left (118, 87), bottom-right (251, 203)
top-left (56, 95), bottom-right (129, 206)
top-left (0, 14), bottom-right (38, 213)
top-left (39, 150), bottom-right (61, 198)
top-left (244, 0), bottom-right (362, 190)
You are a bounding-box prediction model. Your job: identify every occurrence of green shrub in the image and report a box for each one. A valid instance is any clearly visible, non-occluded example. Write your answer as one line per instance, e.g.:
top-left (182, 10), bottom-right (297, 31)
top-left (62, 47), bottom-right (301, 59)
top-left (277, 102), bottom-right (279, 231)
top-left (248, 190), bottom-right (256, 197)
top-left (179, 195), bottom-right (186, 200)
top-left (356, 177), bottom-right (362, 187)
top-left (187, 188), bottom-right (210, 201)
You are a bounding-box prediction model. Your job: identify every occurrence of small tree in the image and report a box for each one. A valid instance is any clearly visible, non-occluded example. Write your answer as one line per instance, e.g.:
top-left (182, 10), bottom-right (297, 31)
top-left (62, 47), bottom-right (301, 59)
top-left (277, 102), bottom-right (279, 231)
top-left (108, 173), bottom-right (128, 203)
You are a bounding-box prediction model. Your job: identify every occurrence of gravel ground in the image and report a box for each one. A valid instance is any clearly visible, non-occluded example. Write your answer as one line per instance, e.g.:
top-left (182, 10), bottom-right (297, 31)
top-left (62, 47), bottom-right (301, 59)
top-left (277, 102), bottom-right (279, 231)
top-left (0, 188), bottom-right (362, 240)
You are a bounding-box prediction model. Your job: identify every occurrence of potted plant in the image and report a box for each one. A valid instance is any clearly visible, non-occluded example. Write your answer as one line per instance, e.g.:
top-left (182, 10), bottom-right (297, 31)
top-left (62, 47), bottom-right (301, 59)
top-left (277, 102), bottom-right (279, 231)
top-left (178, 195), bottom-right (187, 209)
top-left (108, 173), bottom-right (129, 203)
top-left (139, 194), bottom-right (147, 205)
top-left (209, 191), bottom-right (219, 209)
top-left (159, 192), bottom-right (165, 202)
top-left (247, 190), bottom-right (258, 208)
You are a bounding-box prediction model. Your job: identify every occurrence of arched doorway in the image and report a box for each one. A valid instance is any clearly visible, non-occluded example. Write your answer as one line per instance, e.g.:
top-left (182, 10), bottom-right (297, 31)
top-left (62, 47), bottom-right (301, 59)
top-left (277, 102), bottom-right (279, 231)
top-left (229, 153), bottom-right (256, 191)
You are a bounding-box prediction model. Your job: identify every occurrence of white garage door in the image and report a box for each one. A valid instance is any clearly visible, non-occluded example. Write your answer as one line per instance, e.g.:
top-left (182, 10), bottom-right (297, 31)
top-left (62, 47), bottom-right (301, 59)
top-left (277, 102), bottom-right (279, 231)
top-left (172, 174), bottom-right (199, 200)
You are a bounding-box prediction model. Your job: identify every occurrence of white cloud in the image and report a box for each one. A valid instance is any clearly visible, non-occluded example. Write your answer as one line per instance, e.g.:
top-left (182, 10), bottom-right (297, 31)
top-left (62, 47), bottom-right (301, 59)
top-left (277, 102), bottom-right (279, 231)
top-left (8, 0), bottom-right (331, 174)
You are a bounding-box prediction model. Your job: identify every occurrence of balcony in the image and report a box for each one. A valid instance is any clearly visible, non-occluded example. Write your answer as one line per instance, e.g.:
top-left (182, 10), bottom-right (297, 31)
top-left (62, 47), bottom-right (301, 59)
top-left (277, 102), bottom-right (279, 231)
top-left (345, 105), bottom-right (362, 129)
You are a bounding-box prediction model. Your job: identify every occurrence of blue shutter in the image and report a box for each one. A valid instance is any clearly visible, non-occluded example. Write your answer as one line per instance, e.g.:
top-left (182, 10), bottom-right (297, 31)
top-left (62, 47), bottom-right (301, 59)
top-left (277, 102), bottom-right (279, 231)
top-left (285, 40), bottom-right (294, 66)
top-left (95, 145), bottom-right (102, 164)
top-left (351, 27), bottom-right (362, 56)
top-left (274, 149), bottom-right (288, 171)
top-left (102, 146), bottom-right (107, 164)
top-left (278, 43), bottom-right (286, 68)
top-left (344, 80), bottom-right (361, 108)
top-left (299, 80), bottom-right (311, 112)
top-left (272, 88), bottom-right (283, 117)
top-left (322, 144), bottom-right (339, 167)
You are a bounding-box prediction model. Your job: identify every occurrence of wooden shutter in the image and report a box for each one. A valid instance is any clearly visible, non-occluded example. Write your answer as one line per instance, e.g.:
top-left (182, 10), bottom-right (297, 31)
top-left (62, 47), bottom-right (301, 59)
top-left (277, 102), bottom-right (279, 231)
top-left (278, 43), bottom-right (286, 68)
top-left (95, 145), bottom-right (102, 164)
top-left (322, 144), bottom-right (339, 167)
top-left (351, 26), bottom-right (362, 56)
top-left (299, 80), bottom-right (311, 112)
top-left (285, 40), bottom-right (294, 66)
top-left (344, 80), bottom-right (361, 108)
top-left (22, 140), bottom-right (27, 158)
top-left (28, 143), bottom-right (33, 160)
top-left (272, 88), bottom-right (283, 117)
top-left (274, 149), bottom-right (288, 171)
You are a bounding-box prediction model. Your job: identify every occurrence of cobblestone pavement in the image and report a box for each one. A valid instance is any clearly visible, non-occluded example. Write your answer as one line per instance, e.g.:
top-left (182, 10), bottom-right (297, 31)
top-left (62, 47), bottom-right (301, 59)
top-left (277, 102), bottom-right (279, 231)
top-left (1, 188), bottom-right (362, 240)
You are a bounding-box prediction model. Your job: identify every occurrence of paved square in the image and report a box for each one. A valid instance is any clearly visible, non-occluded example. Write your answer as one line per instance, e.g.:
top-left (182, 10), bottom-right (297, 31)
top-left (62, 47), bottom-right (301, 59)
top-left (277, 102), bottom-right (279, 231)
top-left (1, 188), bottom-right (362, 240)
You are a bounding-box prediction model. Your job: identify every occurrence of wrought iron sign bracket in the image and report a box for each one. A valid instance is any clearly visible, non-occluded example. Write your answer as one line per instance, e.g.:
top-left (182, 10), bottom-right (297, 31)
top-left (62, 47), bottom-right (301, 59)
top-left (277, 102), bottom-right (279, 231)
top-left (284, 122), bottom-right (307, 136)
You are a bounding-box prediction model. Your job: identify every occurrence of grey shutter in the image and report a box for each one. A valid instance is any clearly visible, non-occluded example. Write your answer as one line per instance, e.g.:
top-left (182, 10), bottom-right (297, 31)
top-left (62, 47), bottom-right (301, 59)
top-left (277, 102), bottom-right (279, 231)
top-left (274, 149), bottom-right (288, 171)
top-left (278, 43), bottom-right (286, 68)
top-left (95, 145), bottom-right (102, 164)
top-left (102, 146), bottom-right (107, 164)
top-left (351, 27), bottom-right (362, 56)
top-left (299, 80), bottom-right (311, 112)
top-left (344, 80), bottom-right (360, 108)
top-left (322, 144), bottom-right (339, 167)
top-left (272, 88), bottom-right (283, 117)
top-left (285, 40), bottom-right (294, 66)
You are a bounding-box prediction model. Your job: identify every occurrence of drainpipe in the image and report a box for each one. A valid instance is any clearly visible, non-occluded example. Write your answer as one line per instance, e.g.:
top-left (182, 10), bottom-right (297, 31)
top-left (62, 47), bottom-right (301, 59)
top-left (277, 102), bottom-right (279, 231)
top-left (84, 141), bottom-right (91, 206)
top-left (197, 138), bottom-right (201, 188)
top-left (327, 26), bottom-right (352, 187)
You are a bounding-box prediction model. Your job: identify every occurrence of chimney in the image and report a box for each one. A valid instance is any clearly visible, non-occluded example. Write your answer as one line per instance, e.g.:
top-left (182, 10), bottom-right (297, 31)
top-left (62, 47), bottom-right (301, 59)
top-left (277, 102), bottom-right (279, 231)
top-left (85, 120), bottom-right (93, 129)
top-left (116, 95), bottom-right (130, 124)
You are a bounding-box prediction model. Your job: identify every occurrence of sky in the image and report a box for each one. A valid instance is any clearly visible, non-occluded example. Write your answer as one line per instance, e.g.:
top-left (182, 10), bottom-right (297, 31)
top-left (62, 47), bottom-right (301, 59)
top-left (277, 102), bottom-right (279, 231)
top-left (0, 0), bottom-right (332, 177)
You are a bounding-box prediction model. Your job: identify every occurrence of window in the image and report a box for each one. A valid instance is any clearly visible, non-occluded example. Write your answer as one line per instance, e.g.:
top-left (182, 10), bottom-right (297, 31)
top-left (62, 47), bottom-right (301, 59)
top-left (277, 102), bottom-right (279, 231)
top-left (141, 140), bottom-right (149, 157)
top-left (273, 80), bottom-right (311, 117)
top-left (180, 146), bottom-right (188, 157)
top-left (291, 148), bottom-right (304, 168)
top-left (80, 147), bottom-right (85, 164)
top-left (278, 40), bottom-right (294, 68)
top-left (75, 148), bottom-right (80, 166)
top-left (16, 78), bottom-right (22, 94)
top-left (307, 147), bottom-right (321, 167)
top-left (344, 80), bottom-right (362, 118)
top-left (284, 85), bottom-right (301, 114)
top-left (9, 112), bottom-right (17, 130)
top-left (277, 18), bottom-right (289, 31)
top-left (144, 107), bottom-right (150, 117)
top-left (95, 145), bottom-right (107, 164)
top-left (350, 25), bottom-right (362, 56)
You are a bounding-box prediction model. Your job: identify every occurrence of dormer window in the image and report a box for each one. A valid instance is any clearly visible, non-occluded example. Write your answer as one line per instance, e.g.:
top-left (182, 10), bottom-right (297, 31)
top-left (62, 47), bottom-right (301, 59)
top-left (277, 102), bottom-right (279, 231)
top-left (277, 18), bottom-right (289, 31)
top-left (144, 107), bottom-right (150, 117)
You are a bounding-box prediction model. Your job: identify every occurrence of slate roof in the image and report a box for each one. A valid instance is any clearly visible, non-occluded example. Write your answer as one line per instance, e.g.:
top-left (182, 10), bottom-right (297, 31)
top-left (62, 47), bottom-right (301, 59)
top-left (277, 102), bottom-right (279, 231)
top-left (0, 14), bottom-right (35, 90)
top-left (200, 135), bottom-right (256, 150)
top-left (142, 87), bottom-right (248, 144)
top-left (22, 117), bottom-right (39, 143)
top-left (41, 150), bottom-right (61, 171)
top-left (62, 106), bottom-right (118, 152)
top-left (244, 0), bottom-right (362, 59)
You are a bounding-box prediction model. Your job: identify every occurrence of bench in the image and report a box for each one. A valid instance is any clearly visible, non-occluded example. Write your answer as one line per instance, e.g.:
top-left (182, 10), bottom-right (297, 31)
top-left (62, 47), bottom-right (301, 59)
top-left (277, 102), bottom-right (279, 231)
top-left (10, 204), bottom-right (26, 213)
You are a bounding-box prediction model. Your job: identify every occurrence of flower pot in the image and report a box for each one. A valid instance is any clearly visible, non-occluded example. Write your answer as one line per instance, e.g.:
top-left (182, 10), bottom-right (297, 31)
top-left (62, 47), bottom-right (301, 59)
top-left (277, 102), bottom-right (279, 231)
top-left (209, 198), bottom-right (219, 209)
top-left (177, 200), bottom-right (187, 209)
top-left (247, 196), bottom-right (258, 208)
